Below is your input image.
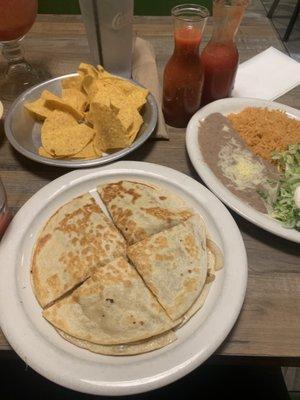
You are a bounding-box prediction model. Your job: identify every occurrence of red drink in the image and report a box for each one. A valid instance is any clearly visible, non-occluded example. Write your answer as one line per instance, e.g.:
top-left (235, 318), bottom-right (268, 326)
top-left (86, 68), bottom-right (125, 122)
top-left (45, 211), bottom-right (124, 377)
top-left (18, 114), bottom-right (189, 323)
top-left (0, 0), bottom-right (37, 41)
top-left (200, 0), bottom-right (248, 106)
top-left (201, 41), bottom-right (238, 105)
top-left (163, 27), bottom-right (204, 128)
top-left (162, 4), bottom-right (208, 128)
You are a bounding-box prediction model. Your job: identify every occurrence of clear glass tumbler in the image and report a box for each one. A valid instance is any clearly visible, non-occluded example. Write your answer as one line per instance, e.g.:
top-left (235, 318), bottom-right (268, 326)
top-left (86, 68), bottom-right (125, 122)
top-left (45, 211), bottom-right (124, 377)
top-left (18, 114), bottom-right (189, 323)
top-left (79, 0), bottom-right (133, 78)
top-left (0, 0), bottom-right (40, 99)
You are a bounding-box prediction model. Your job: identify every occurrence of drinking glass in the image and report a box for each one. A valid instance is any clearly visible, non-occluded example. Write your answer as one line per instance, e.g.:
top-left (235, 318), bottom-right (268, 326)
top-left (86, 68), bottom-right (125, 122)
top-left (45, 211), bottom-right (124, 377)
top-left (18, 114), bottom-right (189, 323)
top-left (0, 0), bottom-right (40, 99)
top-left (79, 0), bottom-right (134, 78)
top-left (0, 179), bottom-right (11, 239)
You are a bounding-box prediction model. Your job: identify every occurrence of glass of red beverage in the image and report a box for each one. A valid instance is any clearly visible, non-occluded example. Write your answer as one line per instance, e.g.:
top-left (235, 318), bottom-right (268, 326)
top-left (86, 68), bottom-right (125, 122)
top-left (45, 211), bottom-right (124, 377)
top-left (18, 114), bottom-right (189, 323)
top-left (0, 178), bottom-right (11, 239)
top-left (162, 4), bottom-right (209, 128)
top-left (0, 0), bottom-right (40, 99)
top-left (200, 0), bottom-right (249, 106)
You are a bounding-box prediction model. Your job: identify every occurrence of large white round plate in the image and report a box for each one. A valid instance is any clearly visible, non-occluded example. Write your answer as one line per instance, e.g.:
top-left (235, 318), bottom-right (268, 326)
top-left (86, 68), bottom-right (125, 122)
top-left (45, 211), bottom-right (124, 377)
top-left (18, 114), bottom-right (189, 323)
top-left (186, 97), bottom-right (300, 244)
top-left (0, 161), bottom-right (247, 396)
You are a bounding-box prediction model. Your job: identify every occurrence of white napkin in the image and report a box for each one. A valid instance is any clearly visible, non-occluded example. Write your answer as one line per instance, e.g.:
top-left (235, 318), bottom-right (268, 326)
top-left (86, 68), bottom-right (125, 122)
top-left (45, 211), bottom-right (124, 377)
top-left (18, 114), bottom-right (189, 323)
top-left (232, 47), bottom-right (300, 100)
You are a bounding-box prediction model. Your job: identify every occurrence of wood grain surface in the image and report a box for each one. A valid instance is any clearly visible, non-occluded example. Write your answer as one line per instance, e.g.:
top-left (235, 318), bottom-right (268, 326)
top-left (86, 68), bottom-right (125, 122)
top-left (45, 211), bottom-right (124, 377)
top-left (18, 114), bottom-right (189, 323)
top-left (0, 14), bottom-right (299, 362)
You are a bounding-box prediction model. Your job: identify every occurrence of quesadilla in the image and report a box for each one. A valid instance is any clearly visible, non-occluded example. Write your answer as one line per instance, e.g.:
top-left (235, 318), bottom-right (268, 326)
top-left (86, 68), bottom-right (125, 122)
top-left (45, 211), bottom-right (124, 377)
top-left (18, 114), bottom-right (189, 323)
top-left (31, 193), bottom-right (126, 308)
top-left (98, 180), bottom-right (193, 244)
top-left (57, 329), bottom-right (176, 356)
top-left (127, 215), bottom-right (208, 321)
top-left (43, 257), bottom-right (176, 345)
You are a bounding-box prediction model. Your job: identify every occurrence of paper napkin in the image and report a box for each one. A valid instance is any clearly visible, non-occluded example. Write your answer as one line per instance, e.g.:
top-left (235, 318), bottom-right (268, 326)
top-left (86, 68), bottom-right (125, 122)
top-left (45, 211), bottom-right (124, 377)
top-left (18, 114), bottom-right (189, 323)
top-left (232, 47), bottom-right (300, 100)
top-left (132, 37), bottom-right (169, 139)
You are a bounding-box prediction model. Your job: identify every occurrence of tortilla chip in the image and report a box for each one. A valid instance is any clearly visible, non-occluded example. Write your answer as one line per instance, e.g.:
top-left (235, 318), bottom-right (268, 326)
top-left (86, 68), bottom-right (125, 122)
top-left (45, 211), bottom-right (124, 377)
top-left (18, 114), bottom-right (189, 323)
top-left (92, 134), bottom-right (104, 156)
top-left (128, 90), bottom-right (148, 111)
top-left (24, 98), bottom-right (52, 121)
top-left (61, 75), bottom-right (84, 91)
top-left (78, 62), bottom-right (98, 78)
top-left (97, 64), bottom-right (113, 78)
top-left (117, 105), bottom-right (134, 132)
top-left (42, 90), bottom-right (84, 121)
top-left (100, 78), bottom-right (148, 110)
top-left (41, 110), bottom-right (95, 156)
top-left (38, 146), bottom-right (55, 158)
top-left (128, 108), bottom-right (144, 142)
top-left (62, 88), bottom-right (88, 113)
top-left (82, 75), bottom-right (98, 97)
top-left (69, 140), bottom-right (99, 159)
top-left (87, 102), bottom-right (133, 151)
top-left (89, 81), bottom-right (127, 111)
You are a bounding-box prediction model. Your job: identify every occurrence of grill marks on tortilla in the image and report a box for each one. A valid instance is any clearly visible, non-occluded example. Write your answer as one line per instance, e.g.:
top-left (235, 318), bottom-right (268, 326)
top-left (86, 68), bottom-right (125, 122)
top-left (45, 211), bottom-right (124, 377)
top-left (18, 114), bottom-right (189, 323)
top-left (43, 257), bottom-right (176, 345)
top-left (31, 193), bottom-right (126, 308)
top-left (127, 215), bottom-right (208, 321)
top-left (98, 180), bottom-right (193, 244)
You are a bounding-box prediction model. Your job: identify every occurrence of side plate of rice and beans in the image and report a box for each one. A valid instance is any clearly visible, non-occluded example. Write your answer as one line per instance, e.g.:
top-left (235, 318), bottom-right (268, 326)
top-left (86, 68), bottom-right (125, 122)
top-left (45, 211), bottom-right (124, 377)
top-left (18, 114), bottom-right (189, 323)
top-left (186, 98), bottom-right (300, 242)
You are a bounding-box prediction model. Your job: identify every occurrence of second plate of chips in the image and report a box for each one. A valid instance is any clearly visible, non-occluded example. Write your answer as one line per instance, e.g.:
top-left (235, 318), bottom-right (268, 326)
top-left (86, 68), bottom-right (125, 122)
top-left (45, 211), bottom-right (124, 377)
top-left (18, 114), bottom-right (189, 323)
top-left (5, 73), bottom-right (158, 168)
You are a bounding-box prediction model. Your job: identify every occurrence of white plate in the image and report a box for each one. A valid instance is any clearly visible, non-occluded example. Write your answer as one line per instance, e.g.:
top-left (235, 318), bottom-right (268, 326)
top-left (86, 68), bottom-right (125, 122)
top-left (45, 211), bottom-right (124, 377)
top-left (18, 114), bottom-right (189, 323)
top-left (186, 97), bottom-right (300, 244)
top-left (0, 161), bottom-right (247, 396)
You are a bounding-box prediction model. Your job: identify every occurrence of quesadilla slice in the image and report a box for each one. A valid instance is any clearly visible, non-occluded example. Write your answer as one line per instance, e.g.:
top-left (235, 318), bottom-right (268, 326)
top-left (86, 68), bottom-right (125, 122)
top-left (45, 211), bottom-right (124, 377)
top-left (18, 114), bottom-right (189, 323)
top-left (98, 180), bottom-right (193, 244)
top-left (43, 257), bottom-right (176, 345)
top-left (57, 329), bottom-right (176, 356)
top-left (177, 245), bottom-right (218, 328)
top-left (127, 215), bottom-right (208, 321)
top-left (31, 193), bottom-right (126, 308)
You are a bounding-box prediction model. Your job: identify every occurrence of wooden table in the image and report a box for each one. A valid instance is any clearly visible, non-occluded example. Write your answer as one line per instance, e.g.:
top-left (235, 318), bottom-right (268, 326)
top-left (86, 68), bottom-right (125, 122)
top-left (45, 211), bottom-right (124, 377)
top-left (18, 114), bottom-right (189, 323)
top-left (0, 13), bottom-right (299, 365)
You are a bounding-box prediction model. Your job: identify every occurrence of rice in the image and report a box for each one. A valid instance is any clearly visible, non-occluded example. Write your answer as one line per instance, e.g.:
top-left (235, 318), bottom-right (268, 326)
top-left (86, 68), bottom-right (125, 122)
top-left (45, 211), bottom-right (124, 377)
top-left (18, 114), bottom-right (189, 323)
top-left (227, 107), bottom-right (300, 162)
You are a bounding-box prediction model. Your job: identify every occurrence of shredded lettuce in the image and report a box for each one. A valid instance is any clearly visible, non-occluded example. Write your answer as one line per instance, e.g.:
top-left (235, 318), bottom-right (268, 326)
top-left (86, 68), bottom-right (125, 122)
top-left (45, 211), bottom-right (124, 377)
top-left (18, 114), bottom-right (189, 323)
top-left (265, 144), bottom-right (300, 230)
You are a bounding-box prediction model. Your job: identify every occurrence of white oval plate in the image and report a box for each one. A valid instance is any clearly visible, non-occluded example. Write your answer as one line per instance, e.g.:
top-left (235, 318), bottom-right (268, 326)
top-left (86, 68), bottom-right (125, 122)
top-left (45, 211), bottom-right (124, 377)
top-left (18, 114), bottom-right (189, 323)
top-left (0, 161), bottom-right (247, 396)
top-left (186, 97), bottom-right (300, 244)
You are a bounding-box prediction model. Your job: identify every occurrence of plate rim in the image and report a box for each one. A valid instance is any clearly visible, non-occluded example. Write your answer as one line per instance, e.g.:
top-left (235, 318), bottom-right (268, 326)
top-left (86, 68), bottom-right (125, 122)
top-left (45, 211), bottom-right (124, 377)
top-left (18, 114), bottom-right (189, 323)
top-left (186, 97), bottom-right (300, 244)
top-left (4, 74), bottom-right (158, 168)
top-left (0, 161), bottom-right (247, 395)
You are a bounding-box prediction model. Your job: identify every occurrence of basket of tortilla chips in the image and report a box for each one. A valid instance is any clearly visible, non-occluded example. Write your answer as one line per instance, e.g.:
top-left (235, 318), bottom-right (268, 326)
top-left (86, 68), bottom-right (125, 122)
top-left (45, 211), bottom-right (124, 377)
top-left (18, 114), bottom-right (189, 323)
top-left (5, 63), bottom-right (158, 167)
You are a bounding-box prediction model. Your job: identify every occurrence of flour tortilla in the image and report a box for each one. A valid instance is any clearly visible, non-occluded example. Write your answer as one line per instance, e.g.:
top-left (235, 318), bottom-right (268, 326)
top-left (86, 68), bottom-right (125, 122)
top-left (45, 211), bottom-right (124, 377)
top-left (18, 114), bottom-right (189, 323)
top-left (31, 193), bottom-right (126, 308)
top-left (127, 215), bottom-right (208, 321)
top-left (178, 240), bottom-right (223, 327)
top-left (43, 257), bottom-right (176, 345)
top-left (57, 329), bottom-right (176, 356)
top-left (177, 246), bottom-right (217, 328)
top-left (207, 239), bottom-right (223, 271)
top-left (98, 180), bottom-right (193, 244)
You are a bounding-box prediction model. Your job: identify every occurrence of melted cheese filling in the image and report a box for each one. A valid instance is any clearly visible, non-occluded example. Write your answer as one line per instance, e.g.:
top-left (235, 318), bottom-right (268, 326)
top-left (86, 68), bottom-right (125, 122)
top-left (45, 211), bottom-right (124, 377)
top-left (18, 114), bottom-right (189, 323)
top-left (218, 138), bottom-right (267, 191)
